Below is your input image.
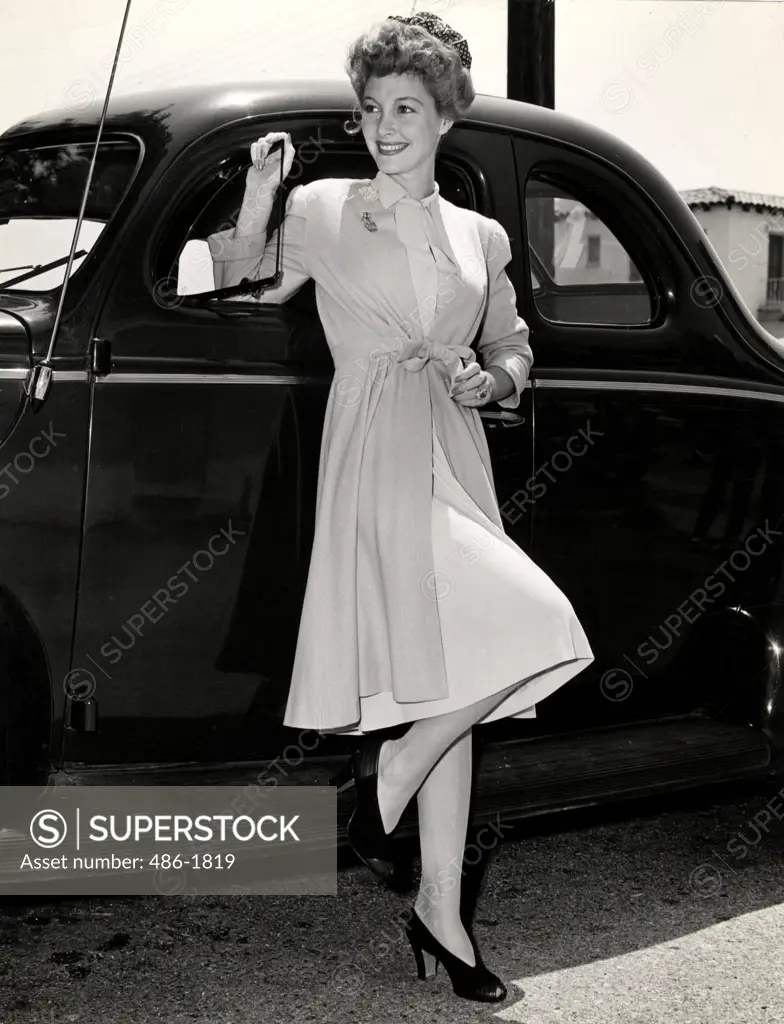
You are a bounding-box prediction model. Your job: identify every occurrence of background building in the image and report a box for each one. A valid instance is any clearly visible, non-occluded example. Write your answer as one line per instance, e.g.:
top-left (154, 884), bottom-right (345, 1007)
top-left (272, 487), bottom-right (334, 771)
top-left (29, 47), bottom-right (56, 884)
top-left (681, 188), bottom-right (784, 327)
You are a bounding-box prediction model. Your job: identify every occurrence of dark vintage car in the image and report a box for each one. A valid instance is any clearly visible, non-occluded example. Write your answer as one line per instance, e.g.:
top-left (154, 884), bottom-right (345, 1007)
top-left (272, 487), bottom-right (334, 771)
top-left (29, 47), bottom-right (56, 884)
top-left (1, 81), bottom-right (783, 845)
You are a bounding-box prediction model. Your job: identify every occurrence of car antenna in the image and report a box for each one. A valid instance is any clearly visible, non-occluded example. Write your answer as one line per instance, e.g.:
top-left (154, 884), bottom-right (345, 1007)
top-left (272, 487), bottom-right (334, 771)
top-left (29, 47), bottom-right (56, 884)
top-left (25, 0), bottom-right (135, 413)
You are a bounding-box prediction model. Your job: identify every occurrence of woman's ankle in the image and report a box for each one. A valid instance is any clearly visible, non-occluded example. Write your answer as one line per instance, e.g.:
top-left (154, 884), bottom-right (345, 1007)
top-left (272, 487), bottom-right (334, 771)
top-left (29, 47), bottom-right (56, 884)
top-left (415, 886), bottom-right (463, 925)
top-left (413, 897), bottom-right (475, 964)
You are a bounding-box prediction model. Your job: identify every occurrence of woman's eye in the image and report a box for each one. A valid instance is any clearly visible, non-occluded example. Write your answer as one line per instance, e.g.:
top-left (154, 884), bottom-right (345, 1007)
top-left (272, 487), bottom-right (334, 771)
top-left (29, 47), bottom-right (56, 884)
top-left (361, 105), bottom-right (414, 115)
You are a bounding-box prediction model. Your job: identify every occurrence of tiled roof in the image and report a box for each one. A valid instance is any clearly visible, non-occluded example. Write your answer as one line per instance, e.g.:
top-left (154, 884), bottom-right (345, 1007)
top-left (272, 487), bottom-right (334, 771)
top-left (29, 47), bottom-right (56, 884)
top-left (680, 187), bottom-right (784, 213)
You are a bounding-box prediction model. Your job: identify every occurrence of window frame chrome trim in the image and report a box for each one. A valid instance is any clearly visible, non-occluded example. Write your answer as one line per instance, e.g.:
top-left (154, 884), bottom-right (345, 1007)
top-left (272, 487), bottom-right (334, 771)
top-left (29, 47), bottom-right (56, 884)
top-left (97, 373), bottom-right (313, 385)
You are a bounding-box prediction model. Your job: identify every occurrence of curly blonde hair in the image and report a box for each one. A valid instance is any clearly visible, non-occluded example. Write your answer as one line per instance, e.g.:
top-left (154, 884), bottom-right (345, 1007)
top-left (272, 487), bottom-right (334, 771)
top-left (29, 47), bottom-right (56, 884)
top-left (346, 18), bottom-right (475, 123)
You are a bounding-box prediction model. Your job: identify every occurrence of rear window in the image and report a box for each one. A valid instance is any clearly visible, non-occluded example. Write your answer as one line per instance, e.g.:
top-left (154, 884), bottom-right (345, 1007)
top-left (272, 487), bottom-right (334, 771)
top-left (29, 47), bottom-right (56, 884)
top-left (0, 138), bottom-right (140, 291)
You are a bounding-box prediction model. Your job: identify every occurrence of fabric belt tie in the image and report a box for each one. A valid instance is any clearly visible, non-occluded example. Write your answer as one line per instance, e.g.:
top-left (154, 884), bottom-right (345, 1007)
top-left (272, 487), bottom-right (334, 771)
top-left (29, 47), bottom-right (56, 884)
top-left (395, 339), bottom-right (474, 377)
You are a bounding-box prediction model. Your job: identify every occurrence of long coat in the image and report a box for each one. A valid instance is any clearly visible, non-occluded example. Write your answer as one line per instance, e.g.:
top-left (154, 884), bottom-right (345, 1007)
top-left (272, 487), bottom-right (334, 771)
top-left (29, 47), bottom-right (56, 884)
top-left (209, 170), bottom-right (535, 732)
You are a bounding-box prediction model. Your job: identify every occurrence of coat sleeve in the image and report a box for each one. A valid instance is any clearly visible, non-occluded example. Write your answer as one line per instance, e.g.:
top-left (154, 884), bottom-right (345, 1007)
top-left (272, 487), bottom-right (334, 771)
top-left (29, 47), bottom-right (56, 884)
top-left (206, 183), bottom-right (312, 304)
top-left (476, 219), bottom-right (533, 410)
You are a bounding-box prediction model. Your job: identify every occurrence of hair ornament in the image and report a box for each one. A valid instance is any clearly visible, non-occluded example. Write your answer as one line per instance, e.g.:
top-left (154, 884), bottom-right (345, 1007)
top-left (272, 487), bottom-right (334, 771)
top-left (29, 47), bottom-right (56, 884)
top-left (387, 11), bottom-right (472, 70)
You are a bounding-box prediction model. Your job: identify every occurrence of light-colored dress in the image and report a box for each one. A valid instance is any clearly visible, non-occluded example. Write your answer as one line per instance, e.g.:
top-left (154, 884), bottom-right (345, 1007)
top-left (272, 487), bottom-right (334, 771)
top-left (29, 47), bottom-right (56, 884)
top-left (208, 170), bottom-right (594, 735)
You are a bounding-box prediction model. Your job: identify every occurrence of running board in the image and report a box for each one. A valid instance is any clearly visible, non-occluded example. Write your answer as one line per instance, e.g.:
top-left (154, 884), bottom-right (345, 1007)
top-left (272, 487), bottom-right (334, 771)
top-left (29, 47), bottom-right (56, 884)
top-left (51, 715), bottom-right (772, 840)
top-left (465, 714), bottom-right (772, 827)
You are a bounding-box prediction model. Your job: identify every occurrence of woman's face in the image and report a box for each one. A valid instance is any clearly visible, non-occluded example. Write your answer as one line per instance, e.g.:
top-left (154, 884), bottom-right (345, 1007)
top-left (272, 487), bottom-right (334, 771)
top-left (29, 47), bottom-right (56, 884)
top-left (361, 73), bottom-right (451, 175)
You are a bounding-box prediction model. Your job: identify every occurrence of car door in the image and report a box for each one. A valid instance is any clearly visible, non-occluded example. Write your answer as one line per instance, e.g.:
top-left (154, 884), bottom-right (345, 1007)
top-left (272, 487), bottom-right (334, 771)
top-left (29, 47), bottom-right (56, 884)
top-left (0, 133), bottom-right (142, 780)
top-left (510, 136), bottom-right (784, 736)
top-left (64, 116), bottom-right (532, 768)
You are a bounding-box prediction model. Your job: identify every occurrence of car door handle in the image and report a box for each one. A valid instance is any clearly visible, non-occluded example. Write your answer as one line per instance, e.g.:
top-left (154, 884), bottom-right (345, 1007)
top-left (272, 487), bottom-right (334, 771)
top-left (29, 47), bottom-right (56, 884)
top-left (479, 409), bottom-right (526, 428)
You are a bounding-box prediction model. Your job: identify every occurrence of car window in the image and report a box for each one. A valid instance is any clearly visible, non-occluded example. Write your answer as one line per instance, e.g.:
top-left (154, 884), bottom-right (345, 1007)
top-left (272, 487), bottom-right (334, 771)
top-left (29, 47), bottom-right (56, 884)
top-left (524, 174), bottom-right (653, 326)
top-left (156, 134), bottom-right (476, 302)
top-left (0, 139), bottom-right (140, 291)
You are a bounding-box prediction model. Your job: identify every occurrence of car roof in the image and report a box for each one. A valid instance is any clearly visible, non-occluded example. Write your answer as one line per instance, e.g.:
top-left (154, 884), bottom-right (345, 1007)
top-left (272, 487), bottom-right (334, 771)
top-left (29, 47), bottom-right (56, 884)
top-left (1, 79), bottom-right (647, 173)
top-left (2, 80), bottom-right (691, 240)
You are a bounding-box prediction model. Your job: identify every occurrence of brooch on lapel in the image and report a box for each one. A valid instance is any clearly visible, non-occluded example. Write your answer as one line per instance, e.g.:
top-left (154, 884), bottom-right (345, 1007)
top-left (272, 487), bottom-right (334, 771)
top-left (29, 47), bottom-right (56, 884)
top-left (354, 183), bottom-right (379, 231)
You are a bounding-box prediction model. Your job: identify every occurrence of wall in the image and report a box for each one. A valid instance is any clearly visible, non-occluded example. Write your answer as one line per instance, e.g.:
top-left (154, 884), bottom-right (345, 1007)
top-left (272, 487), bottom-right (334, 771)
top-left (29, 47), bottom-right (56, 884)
top-left (725, 208), bottom-right (784, 316)
top-left (552, 213), bottom-right (635, 285)
top-left (688, 205), bottom-right (784, 317)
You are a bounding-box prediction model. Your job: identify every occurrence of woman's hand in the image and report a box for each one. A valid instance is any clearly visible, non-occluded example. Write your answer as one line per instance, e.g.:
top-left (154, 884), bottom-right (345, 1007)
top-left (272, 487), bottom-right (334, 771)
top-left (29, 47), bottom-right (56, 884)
top-left (246, 132), bottom-right (297, 193)
top-left (449, 361), bottom-right (495, 407)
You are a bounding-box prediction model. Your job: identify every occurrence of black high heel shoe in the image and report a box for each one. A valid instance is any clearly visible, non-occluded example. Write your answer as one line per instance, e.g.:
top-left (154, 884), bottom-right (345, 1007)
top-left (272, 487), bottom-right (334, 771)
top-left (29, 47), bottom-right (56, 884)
top-left (346, 736), bottom-right (396, 884)
top-left (405, 906), bottom-right (507, 1003)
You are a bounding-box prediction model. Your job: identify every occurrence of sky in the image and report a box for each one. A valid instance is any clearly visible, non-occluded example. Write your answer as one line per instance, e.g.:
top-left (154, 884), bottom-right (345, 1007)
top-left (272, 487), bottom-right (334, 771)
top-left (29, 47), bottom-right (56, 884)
top-left (0, 0), bottom-right (782, 195)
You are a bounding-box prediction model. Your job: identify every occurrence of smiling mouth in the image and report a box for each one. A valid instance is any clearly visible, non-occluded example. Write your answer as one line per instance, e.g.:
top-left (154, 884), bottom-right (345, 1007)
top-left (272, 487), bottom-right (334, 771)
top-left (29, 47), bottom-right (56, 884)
top-left (377, 142), bottom-right (409, 154)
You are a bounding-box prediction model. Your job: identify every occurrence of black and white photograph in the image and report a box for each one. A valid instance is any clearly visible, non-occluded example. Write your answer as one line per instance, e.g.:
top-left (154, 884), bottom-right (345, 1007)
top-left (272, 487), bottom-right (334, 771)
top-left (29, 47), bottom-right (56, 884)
top-left (1, 0), bottom-right (784, 1020)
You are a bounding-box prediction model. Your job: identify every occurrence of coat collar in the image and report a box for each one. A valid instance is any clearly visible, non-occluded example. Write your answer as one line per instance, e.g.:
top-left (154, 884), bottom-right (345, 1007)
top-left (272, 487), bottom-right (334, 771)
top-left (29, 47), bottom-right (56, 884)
top-left (350, 171), bottom-right (477, 278)
top-left (372, 170), bottom-right (441, 210)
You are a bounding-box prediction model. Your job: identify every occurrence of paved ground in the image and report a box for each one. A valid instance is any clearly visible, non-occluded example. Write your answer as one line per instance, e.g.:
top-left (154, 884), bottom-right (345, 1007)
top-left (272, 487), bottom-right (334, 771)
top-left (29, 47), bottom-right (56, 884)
top-left (1, 780), bottom-right (783, 1024)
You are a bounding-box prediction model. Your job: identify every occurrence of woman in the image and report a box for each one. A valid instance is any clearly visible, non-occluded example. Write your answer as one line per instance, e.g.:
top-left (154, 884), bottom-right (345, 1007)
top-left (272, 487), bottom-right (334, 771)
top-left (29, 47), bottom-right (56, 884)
top-left (208, 12), bottom-right (594, 1004)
